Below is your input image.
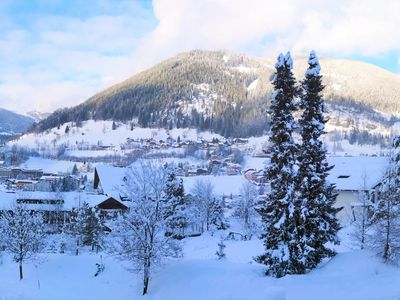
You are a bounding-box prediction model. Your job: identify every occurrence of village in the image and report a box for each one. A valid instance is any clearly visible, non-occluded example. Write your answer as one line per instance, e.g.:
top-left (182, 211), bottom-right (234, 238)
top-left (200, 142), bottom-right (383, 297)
top-left (0, 130), bottom-right (390, 230)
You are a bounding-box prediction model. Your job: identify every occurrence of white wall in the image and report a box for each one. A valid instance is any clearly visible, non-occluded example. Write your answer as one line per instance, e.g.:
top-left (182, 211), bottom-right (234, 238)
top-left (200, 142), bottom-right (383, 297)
top-left (335, 190), bottom-right (359, 225)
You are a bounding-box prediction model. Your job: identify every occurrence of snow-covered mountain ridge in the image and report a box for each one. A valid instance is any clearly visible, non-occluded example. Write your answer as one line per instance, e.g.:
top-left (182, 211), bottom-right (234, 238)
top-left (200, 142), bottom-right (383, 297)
top-left (31, 50), bottom-right (400, 139)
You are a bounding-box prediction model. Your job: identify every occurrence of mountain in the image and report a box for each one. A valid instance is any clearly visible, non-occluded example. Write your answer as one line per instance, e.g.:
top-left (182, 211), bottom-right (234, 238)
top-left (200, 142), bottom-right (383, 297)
top-left (33, 50), bottom-right (400, 138)
top-left (26, 111), bottom-right (51, 122)
top-left (0, 108), bottom-right (34, 135)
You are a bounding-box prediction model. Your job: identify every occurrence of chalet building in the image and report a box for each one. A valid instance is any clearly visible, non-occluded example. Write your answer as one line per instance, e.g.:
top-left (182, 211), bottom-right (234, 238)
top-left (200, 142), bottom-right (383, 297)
top-left (327, 156), bottom-right (388, 224)
top-left (0, 167), bottom-right (44, 180)
top-left (0, 167), bottom-right (12, 179)
top-left (0, 190), bottom-right (127, 225)
top-left (233, 138), bottom-right (248, 144)
top-left (244, 169), bottom-right (267, 185)
top-left (226, 163), bottom-right (242, 176)
top-left (36, 174), bottom-right (81, 191)
top-left (11, 168), bottom-right (44, 180)
top-left (15, 179), bottom-right (38, 191)
top-left (94, 165), bottom-right (129, 202)
top-left (186, 167), bottom-right (209, 177)
top-left (98, 145), bottom-right (115, 150)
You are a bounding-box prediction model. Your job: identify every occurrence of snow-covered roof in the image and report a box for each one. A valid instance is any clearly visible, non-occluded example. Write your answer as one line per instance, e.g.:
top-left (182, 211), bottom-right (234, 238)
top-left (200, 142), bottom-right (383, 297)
top-left (95, 164), bottom-right (127, 200)
top-left (327, 156), bottom-right (389, 191)
top-left (0, 191), bottom-right (109, 211)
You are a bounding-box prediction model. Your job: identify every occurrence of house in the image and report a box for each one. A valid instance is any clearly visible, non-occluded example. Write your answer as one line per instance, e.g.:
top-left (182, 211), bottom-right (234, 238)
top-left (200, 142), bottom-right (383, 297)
top-left (11, 168), bottom-right (43, 180)
top-left (15, 179), bottom-right (38, 191)
top-left (233, 138), bottom-right (248, 144)
top-left (0, 190), bottom-right (128, 225)
top-left (227, 163), bottom-right (242, 176)
top-left (327, 156), bottom-right (389, 224)
top-left (0, 167), bottom-right (44, 180)
top-left (0, 167), bottom-right (11, 179)
top-left (244, 169), bottom-right (267, 185)
top-left (93, 165), bottom-right (129, 202)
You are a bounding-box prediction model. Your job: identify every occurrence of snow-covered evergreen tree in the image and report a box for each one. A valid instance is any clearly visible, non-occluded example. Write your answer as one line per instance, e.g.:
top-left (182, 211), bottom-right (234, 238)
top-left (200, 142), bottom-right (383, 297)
top-left (69, 202), bottom-right (103, 253)
top-left (297, 50), bottom-right (341, 271)
top-left (82, 205), bottom-right (103, 252)
top-left (209, 197), bottom-right (227, 231)
top-left (0, 205), bottom-right (46, 280)
top-left (164, 171), bottom-right (189, 239)
top-left (256, 52), bottom-right (301, 277)
top-left (111, 161), bottom-right (181, 295)
top-left (68, 204), bottom-right (86, 255)
top-left (72, 163), bottom-right (79, 175)
top-left (371, 137), bottom-right (400, 263)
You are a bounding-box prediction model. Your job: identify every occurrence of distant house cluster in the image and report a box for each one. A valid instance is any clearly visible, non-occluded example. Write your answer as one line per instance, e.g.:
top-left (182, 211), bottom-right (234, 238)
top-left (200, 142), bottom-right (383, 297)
top-left (0, 166), bottom-right (81, 192)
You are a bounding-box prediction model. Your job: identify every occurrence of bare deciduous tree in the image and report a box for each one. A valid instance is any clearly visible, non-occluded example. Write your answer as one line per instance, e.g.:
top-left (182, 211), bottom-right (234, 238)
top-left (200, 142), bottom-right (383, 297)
top-left (0, 204), bottom-right (46, 280)
top-left (111, 161), bottom-right (181, 295)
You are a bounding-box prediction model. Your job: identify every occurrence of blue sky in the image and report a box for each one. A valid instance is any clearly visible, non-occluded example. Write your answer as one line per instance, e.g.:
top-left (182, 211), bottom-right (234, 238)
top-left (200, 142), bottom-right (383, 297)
top-left (0, 0), bottom-right (399, 113)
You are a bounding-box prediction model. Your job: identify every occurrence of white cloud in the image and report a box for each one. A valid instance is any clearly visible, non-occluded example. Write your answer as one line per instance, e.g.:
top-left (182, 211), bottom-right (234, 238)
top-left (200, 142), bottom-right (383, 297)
top-left (0, 1), bottom-right (154, 113)
top-left (0, 0), bottom-right (399, 114)
top-left (141, 0), bottom-right (400, 59)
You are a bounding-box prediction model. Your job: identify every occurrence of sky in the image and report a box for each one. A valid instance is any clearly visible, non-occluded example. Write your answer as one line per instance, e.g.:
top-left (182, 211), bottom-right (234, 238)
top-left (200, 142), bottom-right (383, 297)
top-left (0, 0), bottom-right (399, 114)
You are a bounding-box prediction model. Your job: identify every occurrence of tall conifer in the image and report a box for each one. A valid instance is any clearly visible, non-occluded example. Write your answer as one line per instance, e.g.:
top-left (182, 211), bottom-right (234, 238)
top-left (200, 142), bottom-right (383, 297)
top-left (297, 51), bottom-right (341, 270)
top-left (256, 52), bottom-right (301, 277)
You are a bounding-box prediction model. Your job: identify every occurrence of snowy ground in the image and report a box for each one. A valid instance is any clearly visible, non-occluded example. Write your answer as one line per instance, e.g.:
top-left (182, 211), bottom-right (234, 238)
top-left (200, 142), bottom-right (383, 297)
top-left (20, 157), bottom-right (84, 174)
top-left (13, 121), bottom-right (223, 151)
top-left (1, 227), bottom-right (399, 300)
top-left (182, 175), bottom-right (248, 196)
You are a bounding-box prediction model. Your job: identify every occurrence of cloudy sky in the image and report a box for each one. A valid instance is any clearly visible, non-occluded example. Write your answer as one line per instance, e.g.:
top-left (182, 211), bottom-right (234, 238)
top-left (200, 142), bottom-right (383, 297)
top-left (0, 0), bottom-right (399, 114)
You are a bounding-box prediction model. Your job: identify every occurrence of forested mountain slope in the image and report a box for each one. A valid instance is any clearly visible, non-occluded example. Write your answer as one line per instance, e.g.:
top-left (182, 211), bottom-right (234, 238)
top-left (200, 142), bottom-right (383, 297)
top-left (33, 50), bottom-right (400, 138)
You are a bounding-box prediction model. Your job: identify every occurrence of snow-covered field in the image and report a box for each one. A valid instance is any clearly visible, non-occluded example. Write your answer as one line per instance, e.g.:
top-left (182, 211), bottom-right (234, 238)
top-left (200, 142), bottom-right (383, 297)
top-left (1, 227), bottom-right (399, 300)
top-left (13, 121), bottom-right (223, 151)
top-left (20, 157), bottom-right (83, 174)
top-left (65, 150), bottom-right (118, 158)
top-left (183, 175), bottom-right (248, 196)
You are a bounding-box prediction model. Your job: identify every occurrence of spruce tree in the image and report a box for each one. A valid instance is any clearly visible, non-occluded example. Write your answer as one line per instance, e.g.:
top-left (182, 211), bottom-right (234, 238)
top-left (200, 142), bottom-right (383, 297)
top-left (164, 171), bottom-right (189, 239)
top-left (297, 51), bottom-right (341, 270)
top-left (72, 163), bottom-right (79, 175)
top-left (371, 137), bottom-right (400, 262)
top-left (256, 52), bottom-right (301, 277)
top-left (208, 197), bottom-right (227, 230)
top-left (83, 206), bottom-right (103, 252)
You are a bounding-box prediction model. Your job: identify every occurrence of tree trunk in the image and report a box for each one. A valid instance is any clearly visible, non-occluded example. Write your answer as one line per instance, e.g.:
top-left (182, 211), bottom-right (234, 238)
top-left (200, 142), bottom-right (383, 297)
top-left (383, 200), bottom-right (391, 262)
top-left (143, 274), bottom-right (149, 295)
top-left (361, 205), bottom-right (366, 250)
top-left (19, 262), bottom-right (23, 280)
top-left (143, 259), bottom-right (150, 295)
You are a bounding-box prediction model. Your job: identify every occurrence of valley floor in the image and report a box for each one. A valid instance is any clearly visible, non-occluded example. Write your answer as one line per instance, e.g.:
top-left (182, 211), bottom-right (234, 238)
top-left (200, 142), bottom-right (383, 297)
top-left (1, 227), bottom-right (399, 300)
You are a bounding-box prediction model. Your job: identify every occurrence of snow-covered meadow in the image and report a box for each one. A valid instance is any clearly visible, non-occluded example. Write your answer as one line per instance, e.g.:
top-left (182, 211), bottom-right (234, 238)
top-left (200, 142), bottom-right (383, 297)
top-left (1, 226), bottom-right (399, 300)
top-left (2, 119), bottom-right (397, 300)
